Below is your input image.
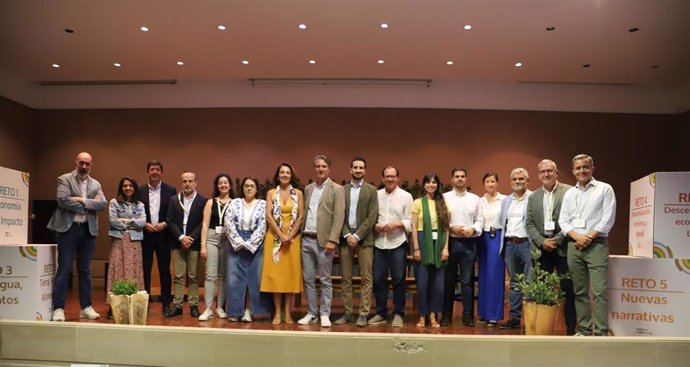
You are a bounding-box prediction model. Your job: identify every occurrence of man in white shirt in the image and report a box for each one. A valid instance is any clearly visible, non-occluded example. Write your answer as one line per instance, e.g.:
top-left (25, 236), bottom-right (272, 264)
top-left (498, 167), bottom-right (533, 329)
top-left (559, 154), bottom-right (616, 336)
top-left (369, 166), bottom-right (413, 327)
top-left (441, 168), bottom-right (483, 327)
top-left (525, 159), bottom-right (576, 335)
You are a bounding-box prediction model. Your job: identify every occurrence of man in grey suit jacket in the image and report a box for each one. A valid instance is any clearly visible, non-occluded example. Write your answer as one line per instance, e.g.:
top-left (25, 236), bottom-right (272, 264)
top-left (297, 155), bottom-right (345, 328)
top-left (47, 152), bottom-right (107, 321)
top-left (525, 159), bottom-right (576, 335)
top-left (498, 167), bottom-right (533, 329)
top-left (335, 157), bottom-right (378, 327)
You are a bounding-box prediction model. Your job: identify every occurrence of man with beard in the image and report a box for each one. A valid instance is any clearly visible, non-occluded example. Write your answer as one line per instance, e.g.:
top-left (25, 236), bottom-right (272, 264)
top-left (335, 157), bottom-right (378, 327)
top-left (498, 167), bottom-right (533, 330)
top-left (48, 152), bottom-right (108, 321)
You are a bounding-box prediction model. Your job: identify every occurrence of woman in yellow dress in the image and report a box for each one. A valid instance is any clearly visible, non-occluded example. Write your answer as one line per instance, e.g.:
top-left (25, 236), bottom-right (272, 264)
top-left (261, 163), bottom-right (304, 324)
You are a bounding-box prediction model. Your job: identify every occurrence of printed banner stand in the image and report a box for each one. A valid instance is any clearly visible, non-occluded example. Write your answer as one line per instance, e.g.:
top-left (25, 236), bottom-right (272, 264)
top-left (629, 172), bottom-right (690, 258)
top-left (609, 255), bottom-right (690, 336)
top-left (0, 245), bottom-right (56, 320)
top-left (0, 166), bottom-right (30, 245)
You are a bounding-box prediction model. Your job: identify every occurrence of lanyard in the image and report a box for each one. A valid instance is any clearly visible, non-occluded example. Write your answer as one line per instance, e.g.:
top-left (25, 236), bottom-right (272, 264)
top-left (216, 199), bottom-right (229, 225)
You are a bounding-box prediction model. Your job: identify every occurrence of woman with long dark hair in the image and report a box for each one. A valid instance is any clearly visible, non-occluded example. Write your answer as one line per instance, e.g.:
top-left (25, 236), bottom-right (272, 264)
top-left (198, 174), bottom-right (232, 321)
top-left (106, 176), bottom-right (146, 318)
top-left (411, 173), bottom-right (450, 327)
top-left (260, 163), bottom-right (304, 324)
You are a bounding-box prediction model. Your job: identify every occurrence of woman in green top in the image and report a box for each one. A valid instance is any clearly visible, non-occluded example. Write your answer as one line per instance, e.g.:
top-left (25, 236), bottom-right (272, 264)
top-left (411, 173), bottom-right (450, 327)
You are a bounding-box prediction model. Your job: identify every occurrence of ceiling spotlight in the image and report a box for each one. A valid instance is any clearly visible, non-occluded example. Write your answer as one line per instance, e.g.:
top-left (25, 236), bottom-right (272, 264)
top-left (217, 25), bottom-right (226, 31)
top-left (380, 23), bottom-right (389, 29)
top-left (308, 59), bottom-right (316, 64)
top-left (515, 62), bottom-right (523, 67)
top-left (176, 61), bottom-right (184, 66)
top-left (298, 24), bottom-right (307, 30)
top-left (446, 60), bottom-right (454, 65)
top-left (242, 60), bottom-right (249, 65)
top-left (651, 65), bottom-right (659, 69)
top-left (64, 28), bottom-right (74, 34)
top-left (377, 59), bottom-right (385, 64)
top-left (628, 27), bottom-right (639, 32)
top-left (546, 26), bottom-right (555, 31)
top-left (582, 64), bottom-right (591, 68)
top-left (51, 63), bottom-right (60, 68)
top-left (463, 24), bottom-right (472, 30)
top-left (114, 63), bottom-right (122, 67)
top-left (140, 26), bottom-right (149, 32)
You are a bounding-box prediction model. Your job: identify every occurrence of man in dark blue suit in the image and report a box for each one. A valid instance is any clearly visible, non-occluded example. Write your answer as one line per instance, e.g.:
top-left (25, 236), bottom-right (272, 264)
top-left (138, 160), bottom-right (177, 316)
top-left (165, 171), bottom-right (207, 318)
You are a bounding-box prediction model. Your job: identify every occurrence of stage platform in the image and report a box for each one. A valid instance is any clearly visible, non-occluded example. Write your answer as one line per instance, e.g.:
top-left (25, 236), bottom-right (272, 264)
top-left (1, 288), bottom-right (689, 366)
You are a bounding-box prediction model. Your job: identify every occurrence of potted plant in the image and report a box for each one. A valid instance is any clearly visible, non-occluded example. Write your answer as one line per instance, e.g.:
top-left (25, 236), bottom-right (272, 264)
top-left (109, 279), bottom-right (149, 325)
top-left (515, 249), bottom-right (566, 335)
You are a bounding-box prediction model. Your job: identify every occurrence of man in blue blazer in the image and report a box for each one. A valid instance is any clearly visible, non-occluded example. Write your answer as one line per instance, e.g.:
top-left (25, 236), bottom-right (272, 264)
top-left (165, 171), bottom-right (207, 318)
top-left (498, 167), bottom-right (533, 330)
top-left (47, 152), bottom-right (108, 321)
top-left (138, 160), bottom-right (177, 315)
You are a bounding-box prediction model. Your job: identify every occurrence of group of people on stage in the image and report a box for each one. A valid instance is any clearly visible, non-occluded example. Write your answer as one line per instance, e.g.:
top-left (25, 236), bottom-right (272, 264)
top-left (48, 151), bottom-right (615, 336)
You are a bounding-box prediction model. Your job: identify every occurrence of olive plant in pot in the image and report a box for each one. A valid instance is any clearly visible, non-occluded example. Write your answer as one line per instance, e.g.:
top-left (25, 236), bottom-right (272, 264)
top-left (109, 279), bottom-right (149, 325)
top-left (516, 249), bottom-right (566, 335)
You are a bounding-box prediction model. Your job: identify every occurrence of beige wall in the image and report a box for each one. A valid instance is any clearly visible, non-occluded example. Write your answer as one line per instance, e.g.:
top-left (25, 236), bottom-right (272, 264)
top-left (2, 96), bottom-right (689, 258)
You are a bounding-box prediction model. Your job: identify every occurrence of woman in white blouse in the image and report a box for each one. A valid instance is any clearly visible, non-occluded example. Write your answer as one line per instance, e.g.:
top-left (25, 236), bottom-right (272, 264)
top-left (225, 177), bottom-right (269, 322)
top-left (476, 172), bottom-right (507, 326)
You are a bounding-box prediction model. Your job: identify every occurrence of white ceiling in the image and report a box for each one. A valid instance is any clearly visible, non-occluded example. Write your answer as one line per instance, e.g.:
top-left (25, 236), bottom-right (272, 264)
top-left (1, 0), bottom-right (688, 113)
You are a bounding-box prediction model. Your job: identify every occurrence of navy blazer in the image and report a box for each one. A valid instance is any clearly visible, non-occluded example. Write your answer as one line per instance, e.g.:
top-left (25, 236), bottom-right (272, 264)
top-left (138, 181), bottom-right (177, 225)
top-left (166, 192), bottom-right (207, 250)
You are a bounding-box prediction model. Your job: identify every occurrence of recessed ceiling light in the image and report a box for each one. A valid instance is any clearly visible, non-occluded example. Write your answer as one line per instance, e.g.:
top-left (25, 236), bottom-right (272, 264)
top-left (176, 61), bottom-right (184, 66)
top-left (628, 27), bottom-right (639, 32)
top-left (217, 25), bottom-right (226, 31)
top-left (140, 26), bottom-right (149, 32)
top-left (377, 59), bottom-right (385, 64)
top-left (242, 60), bottom-right (249, 65)
top-left (546, 26), bottom-right (555, 31)
top-left (463, 24), bottom-right (472, 30)
top-left (651, 65), bottom-right (659, 69)
top-left (515, 62), bottom-right (523, 67)
top-left (51, 63), bottom-right (60, 68)
top-left (298, 24), bottom-right (307, 30)
top-left (582, 64), bottom-right (591, 68)
top-left (64, 28), bottom-right (74, 34)
top-left (446, 60), bottom-right (454, 65)
top-left (380, 23), bottom-right (389, 29)
top-left (114, 63), bottom-right (122, 67)
top-left (308, 59), bottom-right (316, 64)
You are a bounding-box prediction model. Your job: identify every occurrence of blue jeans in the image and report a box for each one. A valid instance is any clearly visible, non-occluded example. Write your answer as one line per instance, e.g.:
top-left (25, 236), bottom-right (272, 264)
top-left (443, 237), bottom-right (476, 318)
top-left (373, 243), bottom-right (408, 317)
top-left (415, 233), bottom-right (446, 315)
top-left (504, 240), bottom-right (533, 320)
top-left (53, 223), bottom-right (96, 309)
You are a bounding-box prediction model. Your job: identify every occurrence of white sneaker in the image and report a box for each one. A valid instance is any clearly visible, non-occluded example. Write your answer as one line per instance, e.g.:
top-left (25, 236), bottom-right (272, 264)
top-left (241, 309), bottom-right (252, 322)
top-left (79, 306), bottom-right (100, 320)
top-left (320, 315), bottom-right (331, 328)
top-left (198, 308), bottom-right (214, 321)
top-left (297, 313), bottom-right (317, 325)
top-left (52, 308), bottom-right (65, 321)
top-left (216, 307), bottom-right (228, 319)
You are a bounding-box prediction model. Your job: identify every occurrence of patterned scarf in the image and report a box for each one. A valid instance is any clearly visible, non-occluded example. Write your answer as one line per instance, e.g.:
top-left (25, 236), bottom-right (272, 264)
top-left (271, 185), bottom-right (299, 263)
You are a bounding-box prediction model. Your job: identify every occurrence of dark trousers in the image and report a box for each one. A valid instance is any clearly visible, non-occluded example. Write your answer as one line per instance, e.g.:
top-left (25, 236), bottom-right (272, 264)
top-left (142, 231), bottom-right (172, 304)
top-left (443, 237), bottom-right (476, 318)
top-left (53, 223), bottom-right (96, 309)
top-left (539, 250), bottom-right (576, 334)
top-left (373, 243), bottom-right (408, 317)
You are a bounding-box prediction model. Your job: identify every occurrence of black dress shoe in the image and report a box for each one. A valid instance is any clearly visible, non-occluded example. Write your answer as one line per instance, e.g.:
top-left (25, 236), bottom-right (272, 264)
top-left (190, 306), bottom-right (200, 318)
top-left (165, 305), bottom-right (183, 318)
top-left (162, 303), bottom-right (170, 316)
top-left (462, 316), bottom-right (475, 327)
top-left (107, 307), bottom-right (113, 320)
top-left (440, 315), bottom-right (452, 327)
